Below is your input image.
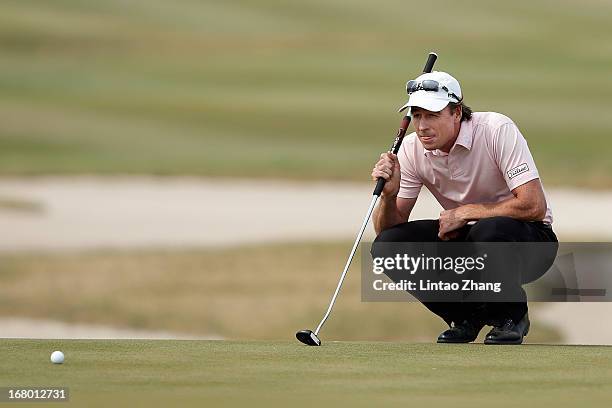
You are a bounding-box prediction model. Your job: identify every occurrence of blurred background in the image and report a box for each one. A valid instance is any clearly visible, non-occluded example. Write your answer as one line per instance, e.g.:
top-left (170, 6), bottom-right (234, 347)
top-left (1, 0), bottom-right (612, 344)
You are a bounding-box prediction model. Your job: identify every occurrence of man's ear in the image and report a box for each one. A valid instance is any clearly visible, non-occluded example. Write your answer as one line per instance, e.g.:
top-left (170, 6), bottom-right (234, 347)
top-left (454, 105), bottom-right (462, 123)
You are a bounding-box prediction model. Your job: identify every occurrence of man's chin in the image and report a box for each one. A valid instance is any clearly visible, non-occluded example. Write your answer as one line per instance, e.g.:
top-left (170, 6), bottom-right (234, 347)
top-left (419, 139), bottom-right (438, 149)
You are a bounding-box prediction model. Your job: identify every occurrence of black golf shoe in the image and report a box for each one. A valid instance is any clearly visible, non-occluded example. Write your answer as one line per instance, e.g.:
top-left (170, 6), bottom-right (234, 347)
top-left (437, 320), bottom-right (484, 343)
top-left (484, 313), bottom-right (530, 345)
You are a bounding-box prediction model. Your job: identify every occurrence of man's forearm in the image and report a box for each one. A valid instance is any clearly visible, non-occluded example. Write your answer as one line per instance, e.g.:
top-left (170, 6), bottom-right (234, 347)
top-left (458, 198), bottom-right (546, 222)
top-left (455, 179), bottom-right (547, 223)
top-left (373, 195), bottom-right (405, 235)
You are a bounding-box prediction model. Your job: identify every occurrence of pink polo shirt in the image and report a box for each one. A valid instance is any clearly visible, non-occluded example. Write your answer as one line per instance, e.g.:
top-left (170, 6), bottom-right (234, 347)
top-left (398, 112), bottom-right (553, 224)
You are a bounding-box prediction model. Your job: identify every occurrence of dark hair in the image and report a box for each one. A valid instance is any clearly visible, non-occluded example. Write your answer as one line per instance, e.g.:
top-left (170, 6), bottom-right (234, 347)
top-left (447, 101), bottom-right (472, 122)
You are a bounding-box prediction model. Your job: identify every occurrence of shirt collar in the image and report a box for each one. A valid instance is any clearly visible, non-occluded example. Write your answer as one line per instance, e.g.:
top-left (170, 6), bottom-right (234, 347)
top-left (455, 119), bottom-right (473, 150)
top-left (423, 119), bottom-right (473, 156)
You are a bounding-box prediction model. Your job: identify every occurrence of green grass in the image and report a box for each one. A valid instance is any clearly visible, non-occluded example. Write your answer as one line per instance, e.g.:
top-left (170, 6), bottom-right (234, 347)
top-left (0, 1), bottom-right (612, 186)
top-left (1, 340), bottom-right (611, 407)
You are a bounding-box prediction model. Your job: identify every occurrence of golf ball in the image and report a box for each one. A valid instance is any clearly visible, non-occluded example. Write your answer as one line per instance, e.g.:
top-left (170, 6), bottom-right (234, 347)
top-left (50, 351), bottom-right (64, 364)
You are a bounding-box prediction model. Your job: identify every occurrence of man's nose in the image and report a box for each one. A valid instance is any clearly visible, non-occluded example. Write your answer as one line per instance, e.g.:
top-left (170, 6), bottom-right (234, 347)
top-left (417, 119), bottom-right (430, 132)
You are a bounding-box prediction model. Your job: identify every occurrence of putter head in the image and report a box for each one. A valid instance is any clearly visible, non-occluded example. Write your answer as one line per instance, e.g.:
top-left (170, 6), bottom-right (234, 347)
top-left (296, 329), bottom-right (321, 346)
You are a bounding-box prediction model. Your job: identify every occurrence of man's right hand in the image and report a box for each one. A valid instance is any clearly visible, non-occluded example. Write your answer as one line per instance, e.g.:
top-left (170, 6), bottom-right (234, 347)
top-left (371, 152), bottom-right (401, 199)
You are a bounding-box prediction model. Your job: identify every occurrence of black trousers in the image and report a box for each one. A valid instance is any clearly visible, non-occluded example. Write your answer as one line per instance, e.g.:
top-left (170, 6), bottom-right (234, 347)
top-left (371, 216), bottom-right (558, 325)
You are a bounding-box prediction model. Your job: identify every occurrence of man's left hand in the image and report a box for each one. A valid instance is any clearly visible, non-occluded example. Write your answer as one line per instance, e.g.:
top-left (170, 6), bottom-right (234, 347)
top-left (438, 207), bottom-right (469, 240)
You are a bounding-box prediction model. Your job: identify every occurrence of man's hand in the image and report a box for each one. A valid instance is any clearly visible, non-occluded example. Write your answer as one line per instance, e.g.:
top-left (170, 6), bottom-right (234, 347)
top-left (371, 153), bottom-right (401, 199)
top-left (438, 207), bottom-right (468, 240)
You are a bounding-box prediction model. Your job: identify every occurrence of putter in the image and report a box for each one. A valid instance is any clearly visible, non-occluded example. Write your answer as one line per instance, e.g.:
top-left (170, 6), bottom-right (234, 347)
top-left (296, 52), bottom-right (438, 346)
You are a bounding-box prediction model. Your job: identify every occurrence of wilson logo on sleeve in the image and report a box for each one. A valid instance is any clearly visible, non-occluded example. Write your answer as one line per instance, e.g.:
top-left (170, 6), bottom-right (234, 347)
top-left (507, 163), bottom-right (529, 179)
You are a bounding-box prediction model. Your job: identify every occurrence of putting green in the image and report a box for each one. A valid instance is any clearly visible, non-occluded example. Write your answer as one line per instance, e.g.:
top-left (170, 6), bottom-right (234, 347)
top-left (1, 340), bottom-right (610, 407)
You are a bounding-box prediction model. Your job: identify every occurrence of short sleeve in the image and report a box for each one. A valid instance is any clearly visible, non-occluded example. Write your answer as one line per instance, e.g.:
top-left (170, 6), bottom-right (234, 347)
top-left (493, 122), bottom-right (540, 191)
top-left (397, 143), bottom-right (423, 199)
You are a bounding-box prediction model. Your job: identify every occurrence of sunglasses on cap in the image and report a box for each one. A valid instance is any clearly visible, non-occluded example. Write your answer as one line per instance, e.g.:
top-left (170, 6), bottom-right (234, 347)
top-left (406, 80), bottom-right (462, 102)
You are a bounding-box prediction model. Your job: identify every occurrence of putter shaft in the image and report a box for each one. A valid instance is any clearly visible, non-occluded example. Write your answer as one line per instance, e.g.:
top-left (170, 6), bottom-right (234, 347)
top-left (304, 52), bottom-right (438, 343)
top-left (314, 194), bottom-right (380, 335)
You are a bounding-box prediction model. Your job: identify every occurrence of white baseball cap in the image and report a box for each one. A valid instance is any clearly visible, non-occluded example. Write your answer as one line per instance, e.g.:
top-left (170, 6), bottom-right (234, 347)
top-left (398, 71), bottom-right (463, 114)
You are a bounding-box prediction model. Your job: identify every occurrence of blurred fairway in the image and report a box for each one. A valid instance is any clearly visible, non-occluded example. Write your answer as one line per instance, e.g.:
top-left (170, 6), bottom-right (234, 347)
top-left (1, 0), bottom-right (612, 186)
top-left (0, 242), bottom-right (561, 343)
top-left (1, 340), bottom-right (611, 407)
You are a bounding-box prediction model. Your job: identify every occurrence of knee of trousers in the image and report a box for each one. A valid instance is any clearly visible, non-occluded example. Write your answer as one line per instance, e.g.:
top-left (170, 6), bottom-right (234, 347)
top-left (370, 227), bottom-right (398, 259)
top-left (370, 220), bottom-right (438, 258)
top-left (466, 216), bottom-right (524, 242)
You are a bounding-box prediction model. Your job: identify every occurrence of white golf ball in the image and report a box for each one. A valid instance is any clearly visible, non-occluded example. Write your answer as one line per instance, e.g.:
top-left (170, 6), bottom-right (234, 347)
top-left (50, 351), bottom-right (64, 364)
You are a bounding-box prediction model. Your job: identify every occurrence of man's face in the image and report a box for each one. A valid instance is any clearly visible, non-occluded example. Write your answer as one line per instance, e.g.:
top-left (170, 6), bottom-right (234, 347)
top-left (410, 106), bottom-right (461, 152)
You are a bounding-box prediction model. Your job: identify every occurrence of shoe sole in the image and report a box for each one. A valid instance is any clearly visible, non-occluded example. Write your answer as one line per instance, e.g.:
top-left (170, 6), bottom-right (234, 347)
top-left (483, 337), bottom-right (523, 345)
top-left (437, 337), bottom-right (477, 344)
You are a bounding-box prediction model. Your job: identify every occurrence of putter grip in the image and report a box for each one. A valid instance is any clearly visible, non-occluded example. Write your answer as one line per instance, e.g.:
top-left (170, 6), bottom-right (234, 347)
top-left (422, 52), bottom-right (438, 73)
top-left (373, 52), bottom-right (437, 197)
top-left (372, 116), bottom-right (410, 196)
